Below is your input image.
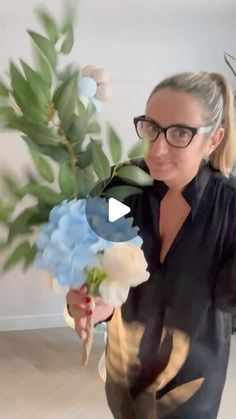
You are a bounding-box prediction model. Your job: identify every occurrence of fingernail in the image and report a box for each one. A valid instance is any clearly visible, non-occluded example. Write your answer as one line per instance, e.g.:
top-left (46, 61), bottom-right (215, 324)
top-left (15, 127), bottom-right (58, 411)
top-left (83, 296), bottom-right (91, 304)
top-left (86, 309), bottom-right (93, 316)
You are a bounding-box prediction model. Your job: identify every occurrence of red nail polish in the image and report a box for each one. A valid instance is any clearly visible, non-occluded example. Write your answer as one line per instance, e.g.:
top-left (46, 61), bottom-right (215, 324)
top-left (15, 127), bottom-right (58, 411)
top-left (83, 296), bottom-right (91, 304)
top-left (86, 309), bottom-right (93, 316)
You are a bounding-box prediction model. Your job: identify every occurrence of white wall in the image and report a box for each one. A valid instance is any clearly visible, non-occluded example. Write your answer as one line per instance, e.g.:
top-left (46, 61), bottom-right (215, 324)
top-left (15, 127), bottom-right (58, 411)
top-left (0, 0), bottom-right (236, 330)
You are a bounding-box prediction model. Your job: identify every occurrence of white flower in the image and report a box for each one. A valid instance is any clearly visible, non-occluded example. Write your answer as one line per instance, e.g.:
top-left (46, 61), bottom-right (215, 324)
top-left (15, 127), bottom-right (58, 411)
top-left (98, 243), bottom-right (149, 307)
top-left (99, 280), bottom-right (130, 307)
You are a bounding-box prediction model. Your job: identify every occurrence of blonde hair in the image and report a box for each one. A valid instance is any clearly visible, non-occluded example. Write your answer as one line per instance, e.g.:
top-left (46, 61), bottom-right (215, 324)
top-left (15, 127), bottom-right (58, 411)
top-left (148, 72), bottom-right (236, 177)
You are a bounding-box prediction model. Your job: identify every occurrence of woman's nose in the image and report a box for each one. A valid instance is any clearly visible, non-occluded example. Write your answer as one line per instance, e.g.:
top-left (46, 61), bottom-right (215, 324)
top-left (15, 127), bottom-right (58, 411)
top-left (151, 132), bottom-right (170, 156)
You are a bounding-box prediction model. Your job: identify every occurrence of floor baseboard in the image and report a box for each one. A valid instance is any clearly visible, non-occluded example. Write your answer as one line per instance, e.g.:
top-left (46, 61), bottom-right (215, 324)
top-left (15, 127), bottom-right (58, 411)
top-left (0, 314), bottom-right (65, 331)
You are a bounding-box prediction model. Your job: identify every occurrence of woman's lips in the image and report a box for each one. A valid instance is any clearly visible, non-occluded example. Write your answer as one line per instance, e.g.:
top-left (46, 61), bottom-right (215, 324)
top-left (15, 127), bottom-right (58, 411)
top-left (155, 162), bottom-right (173, 168)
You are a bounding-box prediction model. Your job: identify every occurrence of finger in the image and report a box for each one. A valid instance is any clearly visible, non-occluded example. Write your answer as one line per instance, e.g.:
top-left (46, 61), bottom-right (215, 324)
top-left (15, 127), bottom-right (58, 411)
top-left (80, 330), bottom-right (87, 340)
top-left (66, 290), bottom-right (91, 306)
top-left (76, 316), bottom-right (87, 340)
top-left (69, 285), bottom-right (87, 293)
top-left (69, 304), bottom-right (92, 318)
top-left (80, 284), bottom-right (88, 294)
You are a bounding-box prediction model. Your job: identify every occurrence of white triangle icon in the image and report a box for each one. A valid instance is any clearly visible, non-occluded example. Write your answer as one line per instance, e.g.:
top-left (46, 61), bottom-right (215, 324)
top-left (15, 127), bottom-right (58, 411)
top-left (108, 198), bottom-right (131, 222)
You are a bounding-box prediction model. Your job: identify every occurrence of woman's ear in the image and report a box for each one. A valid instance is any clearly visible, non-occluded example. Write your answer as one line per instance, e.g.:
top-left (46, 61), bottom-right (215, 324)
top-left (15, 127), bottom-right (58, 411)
top-left (208, 127), bottom-right (225, 154)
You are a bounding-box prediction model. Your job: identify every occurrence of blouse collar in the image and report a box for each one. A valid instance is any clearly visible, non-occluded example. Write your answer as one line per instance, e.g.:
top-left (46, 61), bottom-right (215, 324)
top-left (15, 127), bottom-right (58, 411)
top-left (140, 159), bottom-right (213, 220)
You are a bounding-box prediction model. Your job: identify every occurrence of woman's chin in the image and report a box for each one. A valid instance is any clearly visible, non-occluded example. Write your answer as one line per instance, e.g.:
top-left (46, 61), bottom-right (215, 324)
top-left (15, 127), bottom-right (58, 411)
top-left (149, 163), bottom-right (175, 181)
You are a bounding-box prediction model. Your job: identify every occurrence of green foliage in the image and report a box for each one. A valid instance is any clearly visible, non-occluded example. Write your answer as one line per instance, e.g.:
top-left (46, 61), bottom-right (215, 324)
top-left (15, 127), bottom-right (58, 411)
top-left (89, 139), bottom-right (111, 182)
top-left (103, 185), bottom-right (142, 201)
top-left (224, 52), bottom-right (236, 78)
top-left (58, 162), bottom-right (77, 197)
top-left (20, 59), bottom-right (51, 107)
top-left (0, 2), bottom-right (154, 273)
top-left (0, 80), bottom-right (9, 97)
top-left (7, 207), bottom-right (40, 243)
top-left (84, 266), bottom-right (107, 295)
top-left (9, 117), bottom-right (60, 146)
top-left (29, 147), bottom-right (55, 183)
top-left (128, 139), bottom-right (149, 159)
top-left (76, 166), bottom-right (96, 198)
top-left (28, 31), bottom-right (57, 68)
top-left (53, 72), bottom-right (78, 122)
top-left (10, 62), bottom-right (47, 122)
top-left (116, 165), bottom-right (153, 186)
top-left (107, 125), bottom-right (122, 163)
top-left (3, 241), bottom-right (36, 272)
top-left (60, 23), bottom-right (74, 54)
top-left (36, 9), bottom-right (59, 44)
top-left (0, 202), bottom-right (13, 224)
top-left (34, 47), bottom-right (52, 86)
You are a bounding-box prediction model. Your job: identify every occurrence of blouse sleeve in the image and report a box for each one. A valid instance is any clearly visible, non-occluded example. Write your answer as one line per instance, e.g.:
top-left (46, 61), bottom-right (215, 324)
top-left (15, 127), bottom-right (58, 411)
top-left (214, 244), bottom-right (236, 314)
top-left (214, 183), bottom-right (236, 314)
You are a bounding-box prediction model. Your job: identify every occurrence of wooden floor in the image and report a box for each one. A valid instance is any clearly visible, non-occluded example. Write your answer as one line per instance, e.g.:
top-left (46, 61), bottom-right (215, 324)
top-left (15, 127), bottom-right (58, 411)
top-left (0, 328), bottom-right (112, 419)
top-left (0, 328), bottom-right (235, 419)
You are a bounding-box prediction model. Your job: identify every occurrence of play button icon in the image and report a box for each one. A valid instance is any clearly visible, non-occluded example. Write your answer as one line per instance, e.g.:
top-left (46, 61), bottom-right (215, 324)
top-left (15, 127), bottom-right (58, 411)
top-left (108, 198), bottom-right (131, 222)
top-left (85, 189), bottom-right (139, 242)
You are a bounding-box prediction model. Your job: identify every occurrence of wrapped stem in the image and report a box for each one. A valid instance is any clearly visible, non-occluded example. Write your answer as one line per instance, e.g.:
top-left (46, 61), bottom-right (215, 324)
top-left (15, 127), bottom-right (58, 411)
top-left (81, 296), bottom-right (95, 366)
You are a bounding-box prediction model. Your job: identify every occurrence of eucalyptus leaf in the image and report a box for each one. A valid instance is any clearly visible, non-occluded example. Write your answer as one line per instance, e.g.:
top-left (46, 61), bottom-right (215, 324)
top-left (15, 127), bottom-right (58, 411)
top-left (116, 165), bottom-right (153, 186)
top-left (224, 53), bottom-right (236, 78)
top-left (103, 185), bottom-right (142, 201)
top-left (22, 135), bottom-right (69, 163)
top-left (57, 63), bottom-right (78, 81)
top-left (62, 113), bottom-right (87, 143)
top-left (61, 1), bottom-right (76, 33)
top-left (0, 240), bottom-right (9, 252)
top-left (0, 107), bottom-right (17, 127)
top-left (9, 116), bottom-right (60, 146)
top-left (60, 24), bottom-right (74, 54)
top-left (3, 240), bottom-right (32, 271)
top-left (58, 163), bottom-right (77, 197)
top-left (29, 147), bottom-right (55, 183)
top-left (89, 139), bottom-right (111, 182)
top-left (53, 73), bottom-right (78, 122)
top-left (76, 166), bottom-right (96, 198)
top-left (28, 30), bottom-right (57, 68)
top-left (77, 98), bottom-right (87, 120)
top-left (87, 102), bottom-right (97, 119)
top-left (23, 244), bottom-right (37, 271)
top-left (107, 125), bottom-right (122, 163)
top-left (0, 80), bottom-right (9, 97)
top-left (36, 9), bottom-right (59, 44)
top-left (10, 62), bottom-right (46, 121)
top-left (35, 145), bottom-right (69, 163)
top-left (8, 207), bottom-right (39, 243)
top-left (1, 173), bottom-right (25, 199)
top-left (33, 47), bottom-right (52, 86)
top-left (0, 202), bottom-right (13, 223)
top-left (20, 59), bottom-right (51, 107)
top-left (18, 183), bottom-right (64, 205)
top-left (128, 139), bottom-right (149, 159)
top-left (76, 148), bottom-right (93, 169)
top-left (88, 121), bottom-right (101, 135)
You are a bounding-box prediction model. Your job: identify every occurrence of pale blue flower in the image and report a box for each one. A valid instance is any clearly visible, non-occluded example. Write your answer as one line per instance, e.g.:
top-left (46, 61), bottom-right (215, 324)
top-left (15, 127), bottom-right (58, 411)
top-left (34, 197), bottom-right (143, 288)
top-left (79, 77), bottom-right (97, 98)
top-left (90, 96), bottom-right (103, 112)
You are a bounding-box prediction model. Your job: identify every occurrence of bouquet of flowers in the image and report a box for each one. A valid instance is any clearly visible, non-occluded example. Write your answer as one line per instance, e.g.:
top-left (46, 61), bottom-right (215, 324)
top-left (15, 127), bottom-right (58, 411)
top-left (0, 2), bottom-right (153, 365)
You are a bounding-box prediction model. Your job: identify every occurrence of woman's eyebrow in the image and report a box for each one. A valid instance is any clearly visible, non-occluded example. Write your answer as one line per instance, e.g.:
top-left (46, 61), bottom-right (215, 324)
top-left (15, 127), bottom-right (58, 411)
top-left (145, 116), bottom-right (196, 127)
top-left (144, 116), bottom-right (161, 125)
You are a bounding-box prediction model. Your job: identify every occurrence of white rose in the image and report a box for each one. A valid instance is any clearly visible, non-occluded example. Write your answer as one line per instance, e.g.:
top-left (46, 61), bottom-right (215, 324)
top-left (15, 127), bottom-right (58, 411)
top-left (98, 243), bottom-right (149, 307)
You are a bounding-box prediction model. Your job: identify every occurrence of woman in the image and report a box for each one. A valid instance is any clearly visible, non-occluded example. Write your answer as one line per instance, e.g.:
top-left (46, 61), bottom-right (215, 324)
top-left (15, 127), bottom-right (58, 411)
top-left (66, 71), bottom-right (236, 419)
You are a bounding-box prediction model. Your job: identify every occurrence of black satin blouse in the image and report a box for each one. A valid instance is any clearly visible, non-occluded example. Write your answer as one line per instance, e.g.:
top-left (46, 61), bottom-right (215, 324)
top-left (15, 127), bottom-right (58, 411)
top-left (104, 161), bottom-right (236, 419)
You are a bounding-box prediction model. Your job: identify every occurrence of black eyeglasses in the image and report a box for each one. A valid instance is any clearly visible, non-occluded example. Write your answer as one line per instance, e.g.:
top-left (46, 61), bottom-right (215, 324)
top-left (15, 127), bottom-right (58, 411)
top-left (133, 115), bottom-right (213, 148)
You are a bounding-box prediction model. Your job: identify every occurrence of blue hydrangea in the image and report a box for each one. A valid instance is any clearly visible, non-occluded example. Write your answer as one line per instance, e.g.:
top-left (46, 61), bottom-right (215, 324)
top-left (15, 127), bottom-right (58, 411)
top-left (35, 198), bottom-right (142, 288)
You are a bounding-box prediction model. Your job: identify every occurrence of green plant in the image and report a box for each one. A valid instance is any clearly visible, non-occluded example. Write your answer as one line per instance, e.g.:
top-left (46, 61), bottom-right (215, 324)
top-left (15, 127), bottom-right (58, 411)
top-left (0, 3), bottom-right (152, 272)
